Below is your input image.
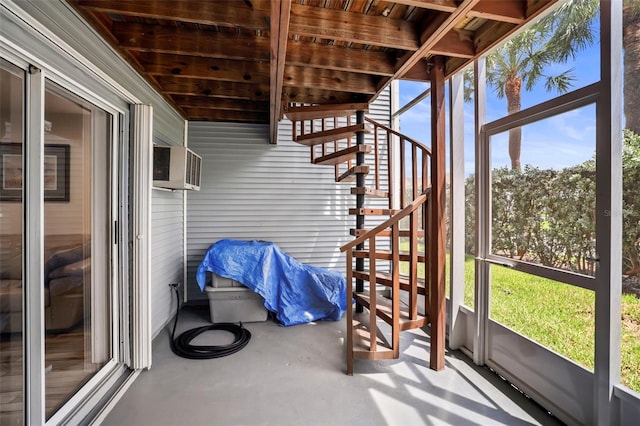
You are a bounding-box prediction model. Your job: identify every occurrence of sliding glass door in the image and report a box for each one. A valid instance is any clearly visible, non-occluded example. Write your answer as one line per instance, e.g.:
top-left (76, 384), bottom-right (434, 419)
top-left (42, 81), bottom-right (114, 419)
top-left (0, 55), bottom-right (122, 424)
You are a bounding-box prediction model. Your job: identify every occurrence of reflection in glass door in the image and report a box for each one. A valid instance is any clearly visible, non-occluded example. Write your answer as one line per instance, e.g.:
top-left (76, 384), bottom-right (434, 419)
top-left (42, 82), bottom-right (112, 418)
top-left (0, 58), bottom-right (26, 425)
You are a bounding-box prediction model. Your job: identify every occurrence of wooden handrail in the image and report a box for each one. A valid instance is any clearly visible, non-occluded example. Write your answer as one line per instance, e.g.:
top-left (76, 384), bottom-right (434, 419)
top-left (364, 117), bottom-right (432, 156)
top-left (365, 116), bottom-right (431, 209)
top-left (340, 188), bottom-right (431, 252)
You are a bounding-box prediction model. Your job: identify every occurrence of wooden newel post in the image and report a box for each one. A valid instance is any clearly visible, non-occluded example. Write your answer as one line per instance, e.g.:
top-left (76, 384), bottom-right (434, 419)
top-left (429, 56), bottom-right (446, 371)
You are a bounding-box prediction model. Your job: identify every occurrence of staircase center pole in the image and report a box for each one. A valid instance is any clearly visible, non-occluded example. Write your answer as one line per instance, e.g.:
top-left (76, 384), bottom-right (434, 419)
top-left (355, 110), bottom-right (365, 313)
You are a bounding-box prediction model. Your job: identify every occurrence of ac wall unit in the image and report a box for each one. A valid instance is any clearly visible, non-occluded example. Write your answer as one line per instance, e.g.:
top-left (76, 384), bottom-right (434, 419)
top-left (153, 145), bottom-right (202, 191)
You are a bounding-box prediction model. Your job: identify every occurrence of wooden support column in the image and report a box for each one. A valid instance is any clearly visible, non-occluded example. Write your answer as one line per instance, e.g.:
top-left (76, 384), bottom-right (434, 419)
top-left (355, 110), bottom-right (366, 313)
top-left (269, 0), bottom-right (291, 144)
top-left (429, 55), bottom-right (446, 371)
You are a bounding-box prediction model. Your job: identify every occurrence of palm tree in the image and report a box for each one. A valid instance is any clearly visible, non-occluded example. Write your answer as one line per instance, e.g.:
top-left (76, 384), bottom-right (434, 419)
top-left (624, 0), bottom-right (640, 135)
top-left (484, 0), bottom-right (599, 170)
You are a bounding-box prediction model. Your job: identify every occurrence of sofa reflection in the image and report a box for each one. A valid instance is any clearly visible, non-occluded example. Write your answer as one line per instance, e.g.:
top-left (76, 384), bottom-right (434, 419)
top-left (0, 234), bottom-right (90, 333)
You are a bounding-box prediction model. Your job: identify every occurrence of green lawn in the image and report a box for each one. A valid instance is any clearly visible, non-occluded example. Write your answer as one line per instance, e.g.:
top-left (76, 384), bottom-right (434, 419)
top-left (397, 242), bottom-right (640, 392)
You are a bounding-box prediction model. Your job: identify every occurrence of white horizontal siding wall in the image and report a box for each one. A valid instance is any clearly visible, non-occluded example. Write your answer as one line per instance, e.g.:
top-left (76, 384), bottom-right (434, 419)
top-left (186, 88), bottom-right (391, 301)
top-left (151, 188), bottom-right (184, 336)
top-left (185, 121), bottom-right (350, 300)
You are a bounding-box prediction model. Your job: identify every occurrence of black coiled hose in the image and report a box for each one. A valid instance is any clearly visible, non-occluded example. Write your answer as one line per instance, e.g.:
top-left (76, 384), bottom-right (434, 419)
top-left (169, 286), bottom-right (252, 359)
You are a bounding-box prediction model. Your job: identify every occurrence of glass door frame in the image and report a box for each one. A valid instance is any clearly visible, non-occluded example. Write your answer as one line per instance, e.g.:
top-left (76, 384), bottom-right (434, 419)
top-left (0, 52), bottom-right (129, 425)
top-left (1, 0), bottom-right (152, 422)
top-left (42, 74), bottom-right (127, 425)
top-left (25, 60), bottom-right (47, 426)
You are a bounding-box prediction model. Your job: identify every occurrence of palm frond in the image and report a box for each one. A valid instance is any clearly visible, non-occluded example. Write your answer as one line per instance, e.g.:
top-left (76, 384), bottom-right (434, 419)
top-left (543, 70), bottom-right (576, 93)
top-left (482, 0), bottom-right (597, 100)
top-left (544, 0), bottom-right (599, 62)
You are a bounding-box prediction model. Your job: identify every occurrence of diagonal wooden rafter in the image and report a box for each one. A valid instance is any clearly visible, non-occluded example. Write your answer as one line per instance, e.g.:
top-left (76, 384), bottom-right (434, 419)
top-left (384, 0), bottom-right (525, 24)
top-left (270, 0), bottom-right (291, 144)
top-left (390, 0), bottom-right (481, 86)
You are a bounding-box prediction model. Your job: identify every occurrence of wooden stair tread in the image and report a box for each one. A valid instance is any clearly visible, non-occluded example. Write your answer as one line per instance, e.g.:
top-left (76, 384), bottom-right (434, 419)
top-left (351, 314), bottom-right (395, 360)
top-left (354, 291), bottom-right (429, 331)
top-left (314, 144), bottom-right (371, 165)
top-left (350, 187), bottom-right (389, 198)
top-left (352, 249), bottom-right (426, 263)
top-left (348, 208), bottom-right (400, 216)
top-left (350, 228), bottom-right (426, 238)
top-left (337, 165), bottom-right (369, 183)
top-left (295, 123), bottom-right (372, 146)
top-left (353, 270), bottom-right (427, 295)
top-left (284, 103), bottom-right (369, 121)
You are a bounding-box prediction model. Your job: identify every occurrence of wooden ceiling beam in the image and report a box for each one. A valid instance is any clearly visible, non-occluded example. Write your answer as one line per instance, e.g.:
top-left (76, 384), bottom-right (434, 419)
top-left (270, 0), bottom-right (291, 144)
top-left (169, 95), bottom-right (268, 112)
top-left (289, 3), bottom-right (419, 50)
top-left (138, 52), bottom-right (270, 84)
top-left (72, 0), bottom-right (561, 127)
top-left (469, 1), bottom-right (526, 24)
top-left (443, 56), bottom-right (471, 78)
top-left (182, 108), bottom-right (269, 123)
top-left (283, 65), bottom-right (379, 95)
top-left (112, 22), bottom-right (270, 61)
top-left (473, 20), bottom-right (518, 53)
top-left (526, 0), bottom-right (560, 17)
top-left (157, 76), bottom-right (270, 100)
top-left (400, 59), bottom-right (432, 82)
top-left (282, 87), bottom-right (368, 105)
top-left (392, 0), bottom-right (480, 84)
top-left (471, 1), bottom-right (559, 56)
top-left (76, 0), bottom-right (270, 30)
top-left (430, 30), bottom-right (475, 59)
top-left (286, 41), bottom-right (396, 76)
top-left (381, 0), bottom-right (458, 13)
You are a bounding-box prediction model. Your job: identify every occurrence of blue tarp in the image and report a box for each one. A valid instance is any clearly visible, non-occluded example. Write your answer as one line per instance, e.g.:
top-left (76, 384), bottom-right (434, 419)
top-left (196, 239), bottom-right (346, 326)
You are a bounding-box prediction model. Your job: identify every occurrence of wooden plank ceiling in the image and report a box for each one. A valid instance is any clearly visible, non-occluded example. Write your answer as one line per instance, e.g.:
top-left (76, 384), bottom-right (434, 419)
top-left (68, 0), bottom-right (559, 141)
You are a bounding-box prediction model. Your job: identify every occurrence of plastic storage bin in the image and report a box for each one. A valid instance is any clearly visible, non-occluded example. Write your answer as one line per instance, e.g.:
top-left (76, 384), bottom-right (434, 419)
top-left (204, 285), bottom-right (268, 323)
top-left (210, 272), bottom-right (243, 288)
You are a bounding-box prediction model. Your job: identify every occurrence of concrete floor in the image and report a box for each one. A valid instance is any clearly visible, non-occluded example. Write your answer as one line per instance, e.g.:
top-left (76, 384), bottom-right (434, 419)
top-left (102, 305), bottom-right (564, 426)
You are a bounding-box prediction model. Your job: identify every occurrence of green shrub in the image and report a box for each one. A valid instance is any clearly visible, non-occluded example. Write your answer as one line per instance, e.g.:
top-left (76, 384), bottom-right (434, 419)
top-left (462, 129), bottom-right (640, 278)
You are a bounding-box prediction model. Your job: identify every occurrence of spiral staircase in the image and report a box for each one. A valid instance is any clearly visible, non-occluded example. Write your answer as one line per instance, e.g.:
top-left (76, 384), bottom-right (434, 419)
top-left (284, 102), bottom-right (443, 375)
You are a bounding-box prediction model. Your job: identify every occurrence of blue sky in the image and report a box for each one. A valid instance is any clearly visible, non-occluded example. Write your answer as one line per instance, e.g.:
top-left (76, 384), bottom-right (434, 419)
top-left (397, 15), bottom-right (604, 177)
